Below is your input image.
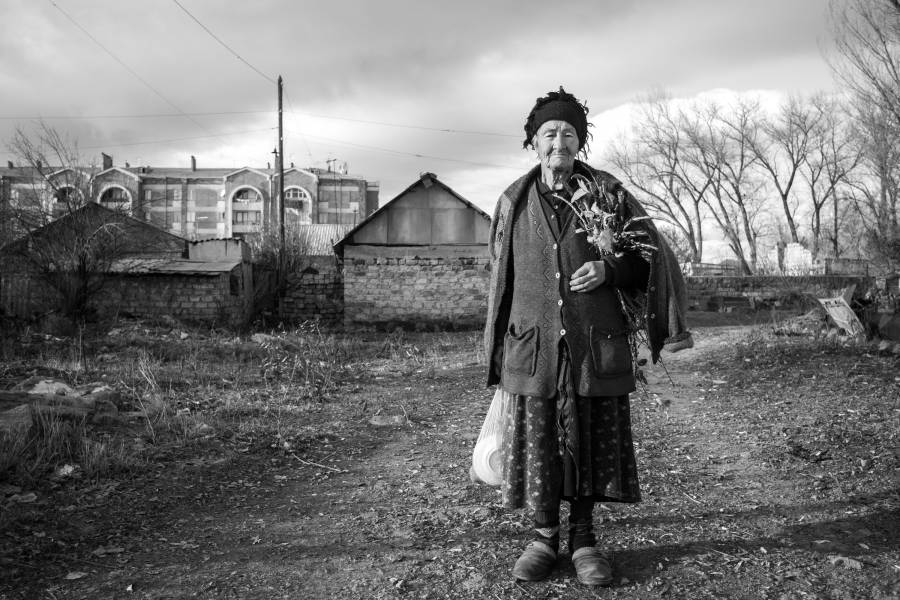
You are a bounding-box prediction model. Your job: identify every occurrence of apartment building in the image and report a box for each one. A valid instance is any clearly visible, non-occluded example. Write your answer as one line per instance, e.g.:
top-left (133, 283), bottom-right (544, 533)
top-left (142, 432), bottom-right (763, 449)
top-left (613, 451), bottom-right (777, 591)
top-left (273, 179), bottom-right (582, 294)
top-left (0, 154), bottom-right (379, 242)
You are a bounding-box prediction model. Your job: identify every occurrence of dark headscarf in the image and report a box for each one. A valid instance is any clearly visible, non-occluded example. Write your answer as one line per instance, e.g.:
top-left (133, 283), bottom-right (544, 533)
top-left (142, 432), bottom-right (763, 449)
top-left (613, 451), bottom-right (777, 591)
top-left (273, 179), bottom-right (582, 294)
top-left (523, 86), bottom-right (592, 152)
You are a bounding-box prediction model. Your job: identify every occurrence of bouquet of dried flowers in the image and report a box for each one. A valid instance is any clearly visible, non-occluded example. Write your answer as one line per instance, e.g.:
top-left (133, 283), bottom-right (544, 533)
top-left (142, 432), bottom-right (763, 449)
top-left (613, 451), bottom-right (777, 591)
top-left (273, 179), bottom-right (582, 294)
top-left (553, 172), bottom-right (659, 384)
top-left (558, 173), bottom-right (658, 260)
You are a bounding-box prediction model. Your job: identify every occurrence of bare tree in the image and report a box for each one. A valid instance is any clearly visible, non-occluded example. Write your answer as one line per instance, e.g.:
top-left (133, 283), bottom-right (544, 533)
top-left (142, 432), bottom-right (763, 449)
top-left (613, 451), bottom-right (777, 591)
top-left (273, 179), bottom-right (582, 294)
top-left (2, 123), bottom-right (139, 323)
top-left (747, 95), bottom-right (818, 244)
top-left (845, 102), bottom-right (900, 264)
top-left (831, 0), bottom-right (900, 130)
top-left (606, 93), bottom-right (711, 262)
top-left (6, 124), bottom-right (94, 230)
top-left (683, 99), bottom-right (766, 274)
top-left (244, 218), bottom-right (314, 273)
top-left (799, 95), bottom-right (862, 260)
top-left (829, 0), bottom-right (900, 266)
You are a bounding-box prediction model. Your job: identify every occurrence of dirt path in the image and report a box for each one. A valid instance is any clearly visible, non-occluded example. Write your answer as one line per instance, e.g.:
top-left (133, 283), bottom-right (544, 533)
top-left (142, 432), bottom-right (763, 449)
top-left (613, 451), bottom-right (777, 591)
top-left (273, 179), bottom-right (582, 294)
top-left (2, 326), bottom-right (898, 599)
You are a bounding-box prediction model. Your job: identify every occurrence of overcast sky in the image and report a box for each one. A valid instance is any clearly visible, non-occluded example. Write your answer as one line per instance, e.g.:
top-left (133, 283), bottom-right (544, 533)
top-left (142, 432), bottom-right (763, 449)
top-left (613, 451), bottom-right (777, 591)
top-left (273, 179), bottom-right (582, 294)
top-left (1, 0), bottom-right (838, 212)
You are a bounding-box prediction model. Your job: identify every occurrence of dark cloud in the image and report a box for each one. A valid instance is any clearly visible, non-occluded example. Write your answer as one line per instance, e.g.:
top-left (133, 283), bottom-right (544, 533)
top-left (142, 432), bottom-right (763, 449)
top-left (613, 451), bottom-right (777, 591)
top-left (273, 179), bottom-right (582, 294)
top-left (0, 0), bottom-right (836, 203)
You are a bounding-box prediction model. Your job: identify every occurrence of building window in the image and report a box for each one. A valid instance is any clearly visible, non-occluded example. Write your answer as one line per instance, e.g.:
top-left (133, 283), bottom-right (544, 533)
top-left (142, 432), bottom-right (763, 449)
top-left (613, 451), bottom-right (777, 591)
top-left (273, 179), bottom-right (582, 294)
top-left (99, 186), bottom-right (130, 207)
top-left (285, 187), bottom-right (310, 211)
top-left (54, 186), bottom-right (79, 205)
top-left (233, 188), bottom-right (261, 203)
top-left (233, 210), bottom-right (260, 224)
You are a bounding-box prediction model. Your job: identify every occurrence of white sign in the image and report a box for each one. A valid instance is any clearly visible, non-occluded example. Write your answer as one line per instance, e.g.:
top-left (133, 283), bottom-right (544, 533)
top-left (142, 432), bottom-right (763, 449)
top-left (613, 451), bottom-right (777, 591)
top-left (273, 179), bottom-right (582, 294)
top-left (819, 297), bottom-right (865, 336)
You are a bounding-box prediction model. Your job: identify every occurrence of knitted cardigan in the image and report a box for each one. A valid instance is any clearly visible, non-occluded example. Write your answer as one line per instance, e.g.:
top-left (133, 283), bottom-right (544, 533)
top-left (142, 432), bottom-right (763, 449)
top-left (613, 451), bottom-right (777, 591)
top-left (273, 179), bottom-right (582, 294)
top-left (484, 162), bottom-right (691, 387)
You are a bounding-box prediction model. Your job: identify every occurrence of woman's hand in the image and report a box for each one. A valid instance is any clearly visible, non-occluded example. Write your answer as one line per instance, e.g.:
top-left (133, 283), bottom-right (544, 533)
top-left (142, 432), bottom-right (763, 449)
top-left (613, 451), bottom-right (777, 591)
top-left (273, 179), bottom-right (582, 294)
top-left (569, 260), bottom-right (607, 293)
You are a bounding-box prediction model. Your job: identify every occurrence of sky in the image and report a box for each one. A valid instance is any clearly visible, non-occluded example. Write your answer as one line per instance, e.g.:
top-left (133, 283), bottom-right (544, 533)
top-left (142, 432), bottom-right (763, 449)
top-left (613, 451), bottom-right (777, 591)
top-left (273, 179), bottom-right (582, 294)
top-left (0, 0), bottom-right (839, 215)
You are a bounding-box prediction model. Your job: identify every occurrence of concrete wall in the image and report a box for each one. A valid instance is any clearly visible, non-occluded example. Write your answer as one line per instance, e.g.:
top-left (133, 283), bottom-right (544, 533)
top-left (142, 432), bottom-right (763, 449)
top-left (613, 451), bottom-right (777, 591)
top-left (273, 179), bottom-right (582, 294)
top-left (342, 244), bottom-right (490, 330)
top-left (188, 238), bottom-right (250, 261)
top-left (685, 275), bottom-right (874, 310)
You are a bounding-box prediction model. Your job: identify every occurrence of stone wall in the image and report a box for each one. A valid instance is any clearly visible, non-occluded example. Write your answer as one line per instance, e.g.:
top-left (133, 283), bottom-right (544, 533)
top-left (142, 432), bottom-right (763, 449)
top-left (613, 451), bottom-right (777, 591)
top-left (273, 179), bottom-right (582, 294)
top-left (342, 244), bottom-right (490, 330)
top-left (0, 260), bottom-right (58, 317)
top-left (685, 275), bottom-right (874, 310)
top-left (280, 265), bottom-right (344, 324)
top-left (99, 273), bottom-right (245, 325)
top-left (0, 263), bottom-right (246, 326)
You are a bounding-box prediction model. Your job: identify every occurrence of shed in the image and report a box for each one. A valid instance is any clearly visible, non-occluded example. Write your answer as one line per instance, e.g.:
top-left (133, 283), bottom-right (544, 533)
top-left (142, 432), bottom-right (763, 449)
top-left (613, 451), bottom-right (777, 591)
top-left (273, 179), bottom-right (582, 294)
top-left (0, 204), bottom-right (252, 326)
top-left (102, 256), bottom-right (251, 325)
top-left (334, 172), bottom-right (491, 330)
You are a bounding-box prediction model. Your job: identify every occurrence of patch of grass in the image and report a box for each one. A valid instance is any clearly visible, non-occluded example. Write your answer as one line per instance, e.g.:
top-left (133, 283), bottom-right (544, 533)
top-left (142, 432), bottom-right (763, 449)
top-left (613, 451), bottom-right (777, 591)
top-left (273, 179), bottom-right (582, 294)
top-left (0, 409), bottom-right (146, 485)
top-left (0, 318), bottom-right (486, 488)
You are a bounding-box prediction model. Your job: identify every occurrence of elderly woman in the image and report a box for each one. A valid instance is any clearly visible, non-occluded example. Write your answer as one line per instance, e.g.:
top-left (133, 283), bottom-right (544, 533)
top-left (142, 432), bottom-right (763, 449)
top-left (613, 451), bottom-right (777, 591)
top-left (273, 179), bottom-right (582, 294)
top-left (483, 87), bottom-right (689, 585)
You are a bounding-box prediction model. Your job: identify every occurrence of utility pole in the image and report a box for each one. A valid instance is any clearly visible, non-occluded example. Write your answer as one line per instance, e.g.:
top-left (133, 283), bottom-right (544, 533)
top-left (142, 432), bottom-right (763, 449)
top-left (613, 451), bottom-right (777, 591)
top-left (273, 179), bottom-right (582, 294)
top-left (278, 75), bottom-right (285, 258)
top-left (277, 75), bottom-right (285, 300)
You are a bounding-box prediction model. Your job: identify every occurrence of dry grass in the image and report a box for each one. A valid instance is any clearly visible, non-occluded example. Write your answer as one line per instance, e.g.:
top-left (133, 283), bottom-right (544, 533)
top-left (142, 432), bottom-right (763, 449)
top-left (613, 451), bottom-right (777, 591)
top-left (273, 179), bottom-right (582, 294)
top-left (0, 318), bottom-right (480, 489)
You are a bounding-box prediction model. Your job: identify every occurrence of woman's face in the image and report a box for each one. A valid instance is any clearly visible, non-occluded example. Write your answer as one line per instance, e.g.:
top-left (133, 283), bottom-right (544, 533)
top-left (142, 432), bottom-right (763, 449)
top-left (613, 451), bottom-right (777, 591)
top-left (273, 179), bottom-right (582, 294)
top-left (534, 119), bottom-right (579, 172)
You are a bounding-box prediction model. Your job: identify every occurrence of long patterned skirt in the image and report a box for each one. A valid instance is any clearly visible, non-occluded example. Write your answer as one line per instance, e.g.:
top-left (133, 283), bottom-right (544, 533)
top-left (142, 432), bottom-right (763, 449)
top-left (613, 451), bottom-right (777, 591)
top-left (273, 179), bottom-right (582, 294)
top-left (499, 387), bottom-right (641, 511)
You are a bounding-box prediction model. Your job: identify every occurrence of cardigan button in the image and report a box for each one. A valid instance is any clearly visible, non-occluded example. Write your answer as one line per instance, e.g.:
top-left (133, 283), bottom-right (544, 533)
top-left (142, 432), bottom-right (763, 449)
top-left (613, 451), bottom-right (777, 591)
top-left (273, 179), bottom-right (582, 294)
top-left (650, 313), bottom-right (656, 319)
top-left (555, 272), bottom-right (560, 279)
top-left (560, 329), bottom-right (566, 336)
top-left (557, 299), bottom-right (563, 306)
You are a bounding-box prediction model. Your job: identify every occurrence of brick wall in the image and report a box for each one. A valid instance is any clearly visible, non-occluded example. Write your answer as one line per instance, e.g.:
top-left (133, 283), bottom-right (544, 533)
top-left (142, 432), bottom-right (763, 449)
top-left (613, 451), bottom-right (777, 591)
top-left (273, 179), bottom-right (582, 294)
top-left (1, 263), bottom-right (245, 326)
top-left (99, 273), bottom-right (244, 325)
top-left (280, 265), bottom-right (344, 324)
top-left (0, 259), bottom-right (59, 316)
top-left (342, 244), bottom-right (490, 330)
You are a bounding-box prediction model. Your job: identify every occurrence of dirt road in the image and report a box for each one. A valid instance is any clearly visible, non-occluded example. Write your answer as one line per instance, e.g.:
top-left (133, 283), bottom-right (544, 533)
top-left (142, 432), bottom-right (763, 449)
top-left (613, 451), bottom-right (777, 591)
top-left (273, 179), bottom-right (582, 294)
top-left (2, 325), bottom-right (898, 599)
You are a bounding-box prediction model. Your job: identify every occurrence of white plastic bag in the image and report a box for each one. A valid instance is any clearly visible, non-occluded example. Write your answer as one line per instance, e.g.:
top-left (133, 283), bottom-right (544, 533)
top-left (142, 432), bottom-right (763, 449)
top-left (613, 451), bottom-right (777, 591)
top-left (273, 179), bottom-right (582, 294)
top-left (469, 387), bottom-right (513, 486)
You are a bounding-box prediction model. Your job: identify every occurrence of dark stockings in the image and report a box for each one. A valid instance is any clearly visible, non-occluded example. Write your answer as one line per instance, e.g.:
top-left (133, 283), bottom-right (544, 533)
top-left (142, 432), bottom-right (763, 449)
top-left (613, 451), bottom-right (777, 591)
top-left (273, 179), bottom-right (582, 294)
top-left (568, 498), bottom-right (596, 551)
top-left (533, 508), bottom-right (560, 552)
top-left (533, 499), bottom-right (596, 553)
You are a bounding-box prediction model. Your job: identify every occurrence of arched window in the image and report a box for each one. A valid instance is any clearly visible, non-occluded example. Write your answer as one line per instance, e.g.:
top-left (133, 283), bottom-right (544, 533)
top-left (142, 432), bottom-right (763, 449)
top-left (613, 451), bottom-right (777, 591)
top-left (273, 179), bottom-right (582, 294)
top-left (284, 186), bottom-right (312, 224)
top-left (233, 188), bottom-right (261, 203)
top-left (231, 187), bottom-right (263, 235)
top-left (285, 187), bottom-right (310, 211)
top-left (99, 186), bottom-right (130, 208)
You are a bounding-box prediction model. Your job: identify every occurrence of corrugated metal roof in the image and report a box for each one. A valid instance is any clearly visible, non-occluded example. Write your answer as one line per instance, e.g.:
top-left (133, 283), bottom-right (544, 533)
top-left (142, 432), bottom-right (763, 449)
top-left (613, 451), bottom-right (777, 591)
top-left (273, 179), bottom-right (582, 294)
top-left (109, 257), bottom-right (240, 275)
top-left (297, 224), bottom-right (354, 256)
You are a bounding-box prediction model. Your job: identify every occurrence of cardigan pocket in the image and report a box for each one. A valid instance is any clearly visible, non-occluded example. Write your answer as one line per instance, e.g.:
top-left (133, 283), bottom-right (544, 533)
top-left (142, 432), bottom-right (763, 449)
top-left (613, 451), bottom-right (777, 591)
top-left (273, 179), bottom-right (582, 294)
top-left (589, 326), bottom-right (632, 377)
top-left (503, 325), bottom-right (538, 376)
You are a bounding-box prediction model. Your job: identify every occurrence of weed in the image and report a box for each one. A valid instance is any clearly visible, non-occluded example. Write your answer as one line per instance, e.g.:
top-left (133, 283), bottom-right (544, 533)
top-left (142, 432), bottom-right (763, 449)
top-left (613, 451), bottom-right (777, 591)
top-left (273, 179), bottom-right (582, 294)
top-left (0, 409), bottom-right (144, 484)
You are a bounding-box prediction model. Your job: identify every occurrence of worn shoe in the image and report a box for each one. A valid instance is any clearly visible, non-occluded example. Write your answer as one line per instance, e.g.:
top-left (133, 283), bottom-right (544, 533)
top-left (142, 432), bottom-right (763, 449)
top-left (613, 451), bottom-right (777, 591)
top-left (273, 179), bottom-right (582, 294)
top-left (571, 546), bottom-right (613, 586)
top-left (511, 541), bottom-right (558, 581)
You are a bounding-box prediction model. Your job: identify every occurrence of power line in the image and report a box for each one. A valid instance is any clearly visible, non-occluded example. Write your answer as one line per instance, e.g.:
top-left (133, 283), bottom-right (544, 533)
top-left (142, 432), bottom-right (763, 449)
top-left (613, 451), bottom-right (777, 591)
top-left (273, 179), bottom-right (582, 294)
top-left (295, 112), bottom-right (520, 138)
top-left (291, 130), bottom-right (522, 170)
top-left (172, 0), bottom-right (276, 84)
top-left (0, 110), bottom-right (272, 120)
top-left (79, 127), bottom-right (276, 150)
top-left (46, 0), bottom-right (217, 139)
top-left (1, 107), bottom-right (520, 138)
top-left (283, 89), bottom-right (314, 162)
